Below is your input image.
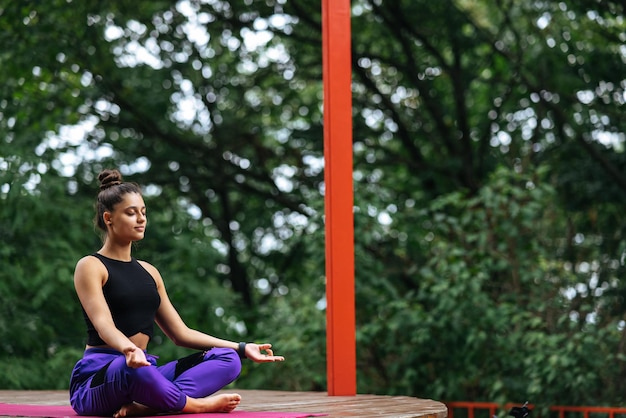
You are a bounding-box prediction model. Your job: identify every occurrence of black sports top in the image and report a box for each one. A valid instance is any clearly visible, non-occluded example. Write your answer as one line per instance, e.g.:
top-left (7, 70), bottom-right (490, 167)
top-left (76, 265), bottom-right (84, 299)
top-left (82, 253), bottom-right (161, 346)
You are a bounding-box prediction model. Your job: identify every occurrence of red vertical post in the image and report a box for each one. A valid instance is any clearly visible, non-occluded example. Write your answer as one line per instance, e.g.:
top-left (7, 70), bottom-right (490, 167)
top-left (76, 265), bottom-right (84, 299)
top-left (322, 0), bottom-right (356, 396)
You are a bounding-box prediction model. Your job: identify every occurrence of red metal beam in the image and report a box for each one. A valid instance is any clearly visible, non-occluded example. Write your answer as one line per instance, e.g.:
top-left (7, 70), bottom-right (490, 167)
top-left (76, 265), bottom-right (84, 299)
top-left (322, 0), bottom-right (356, 396)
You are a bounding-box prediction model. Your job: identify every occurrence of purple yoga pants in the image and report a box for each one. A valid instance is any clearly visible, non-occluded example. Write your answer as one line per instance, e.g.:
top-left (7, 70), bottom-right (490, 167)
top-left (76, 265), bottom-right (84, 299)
top-left (69, 347), bottom-right (241, 416)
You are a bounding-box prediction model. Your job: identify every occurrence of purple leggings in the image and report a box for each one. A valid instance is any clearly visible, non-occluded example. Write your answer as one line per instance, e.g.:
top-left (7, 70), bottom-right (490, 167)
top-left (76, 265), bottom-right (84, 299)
top-left (69, 347), bottom-right (241, 416)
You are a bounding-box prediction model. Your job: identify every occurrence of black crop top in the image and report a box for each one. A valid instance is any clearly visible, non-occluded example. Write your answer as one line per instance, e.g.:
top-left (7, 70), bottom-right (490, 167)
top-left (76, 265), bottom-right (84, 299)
top-left (82, 253), bottom-right (161, 346)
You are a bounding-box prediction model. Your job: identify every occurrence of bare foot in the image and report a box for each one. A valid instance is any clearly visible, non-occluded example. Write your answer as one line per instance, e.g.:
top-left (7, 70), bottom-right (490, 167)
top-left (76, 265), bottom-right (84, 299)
top-left (183, 393), bottom-right (242, 413)
top-left (113, 402), bottom-right (157, 417)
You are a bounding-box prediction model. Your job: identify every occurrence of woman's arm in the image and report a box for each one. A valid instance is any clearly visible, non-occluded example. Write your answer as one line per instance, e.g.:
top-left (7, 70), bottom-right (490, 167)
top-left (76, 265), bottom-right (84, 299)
top-left (144, 261), bottom-right (284, 363)
top-left (74, 256), bottom-right (150, 367)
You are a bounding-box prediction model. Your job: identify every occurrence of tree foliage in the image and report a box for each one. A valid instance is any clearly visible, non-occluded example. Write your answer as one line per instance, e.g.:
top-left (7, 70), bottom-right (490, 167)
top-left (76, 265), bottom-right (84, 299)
top-left (1, 0), bottom-right (626, 406)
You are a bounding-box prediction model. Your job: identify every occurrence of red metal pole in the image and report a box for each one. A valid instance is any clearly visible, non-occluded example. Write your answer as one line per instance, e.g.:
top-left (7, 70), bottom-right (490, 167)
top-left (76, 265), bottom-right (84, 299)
top-left (322, 0), bottom-right (356, 396)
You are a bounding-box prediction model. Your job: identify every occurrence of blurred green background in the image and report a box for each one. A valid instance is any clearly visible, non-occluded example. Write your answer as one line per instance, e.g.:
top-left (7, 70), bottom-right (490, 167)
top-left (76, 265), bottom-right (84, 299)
top-left (1, 0), bottom-right (626, 410)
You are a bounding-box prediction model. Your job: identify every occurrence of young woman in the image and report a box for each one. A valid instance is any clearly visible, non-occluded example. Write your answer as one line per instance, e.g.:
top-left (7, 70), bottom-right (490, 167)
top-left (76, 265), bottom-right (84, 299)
top-left (69, 169), bottom-right (284, 417)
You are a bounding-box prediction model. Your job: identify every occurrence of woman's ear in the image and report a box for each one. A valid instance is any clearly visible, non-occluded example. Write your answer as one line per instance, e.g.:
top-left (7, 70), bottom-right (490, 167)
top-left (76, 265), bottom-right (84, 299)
top-left (103, 212), bottom-right (112, 225)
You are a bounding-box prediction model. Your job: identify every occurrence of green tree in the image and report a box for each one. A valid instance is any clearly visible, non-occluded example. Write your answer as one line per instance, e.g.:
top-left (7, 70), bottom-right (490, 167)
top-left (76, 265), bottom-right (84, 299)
top-left (1, 0), bottom-right (626, 406)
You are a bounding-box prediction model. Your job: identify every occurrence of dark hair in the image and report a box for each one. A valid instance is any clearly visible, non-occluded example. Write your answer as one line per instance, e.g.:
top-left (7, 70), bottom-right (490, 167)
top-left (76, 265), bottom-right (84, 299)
top-left (95, 169), bottom-right (142, 232)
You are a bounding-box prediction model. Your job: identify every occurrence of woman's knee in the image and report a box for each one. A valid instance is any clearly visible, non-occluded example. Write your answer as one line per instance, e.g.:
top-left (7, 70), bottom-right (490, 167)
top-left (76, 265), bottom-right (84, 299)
top-left (206, 347), bottom-right (240, 362)
top-left (204, 348), bottom-right (242, 380)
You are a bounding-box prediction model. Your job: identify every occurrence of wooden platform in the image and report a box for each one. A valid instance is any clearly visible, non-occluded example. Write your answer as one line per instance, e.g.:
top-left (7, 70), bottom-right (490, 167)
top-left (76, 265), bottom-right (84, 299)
top-left (0, 390), bottom-right (448, 417)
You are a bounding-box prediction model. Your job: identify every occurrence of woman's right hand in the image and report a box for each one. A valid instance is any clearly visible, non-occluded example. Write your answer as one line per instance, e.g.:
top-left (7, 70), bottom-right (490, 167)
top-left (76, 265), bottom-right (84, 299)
top-left (123, 346), bottom-right (151, 368)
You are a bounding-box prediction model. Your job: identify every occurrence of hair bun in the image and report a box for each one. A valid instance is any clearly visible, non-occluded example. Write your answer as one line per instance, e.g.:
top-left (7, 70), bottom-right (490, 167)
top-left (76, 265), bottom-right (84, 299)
top-left (98, 169), bottom-right (123, 191)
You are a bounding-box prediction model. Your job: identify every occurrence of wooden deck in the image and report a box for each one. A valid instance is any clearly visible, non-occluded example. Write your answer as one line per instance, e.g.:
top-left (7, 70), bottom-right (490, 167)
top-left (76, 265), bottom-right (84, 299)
top-left (0, 390), bottom-right (448, 417)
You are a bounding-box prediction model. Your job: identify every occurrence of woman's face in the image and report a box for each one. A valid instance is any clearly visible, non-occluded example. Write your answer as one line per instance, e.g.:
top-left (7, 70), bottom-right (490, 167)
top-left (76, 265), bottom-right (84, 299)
top-left (104, 192), bottom-right (147, 242)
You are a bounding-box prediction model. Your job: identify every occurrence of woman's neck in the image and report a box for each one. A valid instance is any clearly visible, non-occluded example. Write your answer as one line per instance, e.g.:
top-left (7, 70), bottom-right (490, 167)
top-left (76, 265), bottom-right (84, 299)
top-left (99, 241), bottom-right (133, 261)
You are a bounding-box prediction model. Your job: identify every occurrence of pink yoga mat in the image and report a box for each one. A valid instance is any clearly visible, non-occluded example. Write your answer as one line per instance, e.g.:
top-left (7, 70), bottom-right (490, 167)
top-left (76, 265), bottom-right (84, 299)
top-left (0, 403), bottom-right (326, 418)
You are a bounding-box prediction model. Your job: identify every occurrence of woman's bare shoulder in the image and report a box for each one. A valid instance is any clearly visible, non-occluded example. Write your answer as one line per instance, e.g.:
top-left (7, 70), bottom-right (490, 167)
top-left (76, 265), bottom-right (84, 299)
top-left (136, 260), bottom-right (164, 286)
top-left (74, 255), bottom-right (107, 279)
top-left (75, 254), bottom-right (100, 267)
top-left (136, 259), bottom-right (158, 272)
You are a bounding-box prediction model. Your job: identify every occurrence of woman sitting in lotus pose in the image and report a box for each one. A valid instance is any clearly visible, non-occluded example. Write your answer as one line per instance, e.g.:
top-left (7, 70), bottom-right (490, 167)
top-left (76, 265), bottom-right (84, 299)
top-left (69, 169), bottom-right (284, 417)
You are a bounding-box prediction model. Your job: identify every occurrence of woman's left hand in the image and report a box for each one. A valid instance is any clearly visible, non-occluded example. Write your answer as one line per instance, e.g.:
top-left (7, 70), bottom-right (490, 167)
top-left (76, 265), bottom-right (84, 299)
top-left (245, 343), bottom-right (285, 363)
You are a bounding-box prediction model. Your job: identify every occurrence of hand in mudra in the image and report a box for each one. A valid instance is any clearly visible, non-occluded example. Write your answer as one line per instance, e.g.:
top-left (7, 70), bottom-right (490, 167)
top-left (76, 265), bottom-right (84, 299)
top-left (124, 347), bottom-right (151, 368)
top-left (246, 343), bottom-right (285, 363)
